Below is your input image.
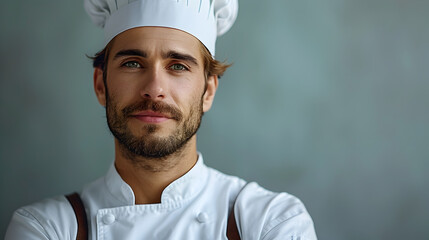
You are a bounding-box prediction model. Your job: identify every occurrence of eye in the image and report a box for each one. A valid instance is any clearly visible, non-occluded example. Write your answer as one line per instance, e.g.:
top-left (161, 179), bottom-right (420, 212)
top-left (123, 61), bottom-right (141, 68)
top-left (169, 63), bottom-right (188, 71)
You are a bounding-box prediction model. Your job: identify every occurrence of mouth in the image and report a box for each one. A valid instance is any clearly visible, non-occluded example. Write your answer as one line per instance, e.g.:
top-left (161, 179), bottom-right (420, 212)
top-left (131, 111), bottom-right (171, 123)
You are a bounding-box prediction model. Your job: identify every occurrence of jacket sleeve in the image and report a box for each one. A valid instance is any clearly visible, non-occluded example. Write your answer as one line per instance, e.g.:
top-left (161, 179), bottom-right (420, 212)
top-left (4, 196), bottom-right (77, 240)
top-left (5, 208), bottom-right (50, 240)
top-left (260, 210), bottom-right (317, 240)
top-left (234, 182), bottom-right (317, 240)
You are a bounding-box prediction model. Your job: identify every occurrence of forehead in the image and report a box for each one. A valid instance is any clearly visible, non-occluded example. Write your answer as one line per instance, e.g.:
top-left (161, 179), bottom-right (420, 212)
top-left (109, 27), bottom-right (202, 59)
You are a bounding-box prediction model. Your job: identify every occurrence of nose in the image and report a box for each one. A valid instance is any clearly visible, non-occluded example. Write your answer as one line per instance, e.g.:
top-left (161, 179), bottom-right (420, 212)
top-left (140, 67), bottom-right (166, 100)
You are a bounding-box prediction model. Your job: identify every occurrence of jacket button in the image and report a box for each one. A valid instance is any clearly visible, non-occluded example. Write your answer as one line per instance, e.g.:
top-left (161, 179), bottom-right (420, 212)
top-left (197, 212), bottom-right (209, 223)
top-left (102, 214), bottom-right (116, 225)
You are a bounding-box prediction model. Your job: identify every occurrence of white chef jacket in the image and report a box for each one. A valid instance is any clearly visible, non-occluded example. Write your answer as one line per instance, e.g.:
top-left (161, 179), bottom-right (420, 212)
top-left (5, 154), bottom-right (317, 239)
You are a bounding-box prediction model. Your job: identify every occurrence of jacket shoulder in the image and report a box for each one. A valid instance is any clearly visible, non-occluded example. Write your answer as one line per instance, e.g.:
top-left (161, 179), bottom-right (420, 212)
top-left (235, 183), bottom-right (317, 240)
top-left (5, 195), bottom-right (77, 240)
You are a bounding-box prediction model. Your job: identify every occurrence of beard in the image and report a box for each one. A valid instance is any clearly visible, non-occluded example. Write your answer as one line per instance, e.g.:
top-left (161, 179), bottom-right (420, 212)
top-left (105, 93), bottom-right (203, 160)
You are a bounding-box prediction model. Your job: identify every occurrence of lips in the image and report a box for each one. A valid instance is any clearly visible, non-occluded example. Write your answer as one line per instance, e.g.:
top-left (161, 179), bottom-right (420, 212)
top-left (131, 111), bottom-right (171, 123)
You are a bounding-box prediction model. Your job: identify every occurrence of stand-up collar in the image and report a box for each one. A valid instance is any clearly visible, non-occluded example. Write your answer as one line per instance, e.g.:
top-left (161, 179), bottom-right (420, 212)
top-left (104, 153), bottom-right (208, 206)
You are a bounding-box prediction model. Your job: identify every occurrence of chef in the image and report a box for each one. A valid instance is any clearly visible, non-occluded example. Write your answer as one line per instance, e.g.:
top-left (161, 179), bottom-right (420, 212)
top-left (5, 0), bottom-right (317, 239)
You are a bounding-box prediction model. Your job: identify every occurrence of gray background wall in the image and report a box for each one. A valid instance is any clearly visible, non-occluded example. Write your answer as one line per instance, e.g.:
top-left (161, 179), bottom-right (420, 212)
top-left (1, 0), bottom-right (428, 239)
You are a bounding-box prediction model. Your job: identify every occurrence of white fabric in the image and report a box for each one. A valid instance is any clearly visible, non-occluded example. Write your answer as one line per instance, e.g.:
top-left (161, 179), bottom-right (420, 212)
top-left (5, 154), bottom-right (317, 239)
top-left (84, 0), bottom-right (238, 55)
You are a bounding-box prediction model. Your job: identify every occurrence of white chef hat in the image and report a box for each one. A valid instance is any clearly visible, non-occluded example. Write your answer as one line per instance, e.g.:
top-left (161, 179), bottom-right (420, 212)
top-left (84, 0), bottom-right (238, 56)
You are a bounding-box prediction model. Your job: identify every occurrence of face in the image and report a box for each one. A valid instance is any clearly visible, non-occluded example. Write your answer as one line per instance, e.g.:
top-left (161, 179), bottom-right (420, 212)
top-left (93, 27), bottom-right (218, 159)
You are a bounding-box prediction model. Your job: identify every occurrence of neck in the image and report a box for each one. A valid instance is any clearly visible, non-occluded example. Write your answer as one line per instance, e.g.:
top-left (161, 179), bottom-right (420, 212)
top-left (114, 136), bottom-right (198, 204)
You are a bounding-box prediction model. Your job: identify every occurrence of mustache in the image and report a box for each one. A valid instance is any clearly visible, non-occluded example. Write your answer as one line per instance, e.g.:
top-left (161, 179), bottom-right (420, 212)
top-left (122, 99), bottom-right (183, 121)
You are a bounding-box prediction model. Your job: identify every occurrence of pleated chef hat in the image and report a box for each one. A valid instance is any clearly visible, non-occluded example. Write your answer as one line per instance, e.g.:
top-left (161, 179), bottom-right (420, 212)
top-left (84, 0), bottom-right (238, 56)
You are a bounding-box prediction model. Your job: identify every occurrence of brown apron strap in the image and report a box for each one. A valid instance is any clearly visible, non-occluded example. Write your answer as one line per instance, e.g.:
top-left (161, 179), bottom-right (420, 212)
top-left (65, 192), bottom-right (88, 240)
top-left (227, 206), bottom-right (241, 240)
top-left (227, 183), bottom-right (249, 240)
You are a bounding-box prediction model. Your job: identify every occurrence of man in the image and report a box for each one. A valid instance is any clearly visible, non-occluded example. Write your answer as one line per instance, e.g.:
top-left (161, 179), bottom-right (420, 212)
top-left (5, 0), bottom-right (317, 239)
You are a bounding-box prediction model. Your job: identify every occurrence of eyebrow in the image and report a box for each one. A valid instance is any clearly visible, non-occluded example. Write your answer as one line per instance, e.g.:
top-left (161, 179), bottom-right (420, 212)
top-left (113, 49), bottom-right (147, 60)
top-left (162, 50), bottom-right (199, 66)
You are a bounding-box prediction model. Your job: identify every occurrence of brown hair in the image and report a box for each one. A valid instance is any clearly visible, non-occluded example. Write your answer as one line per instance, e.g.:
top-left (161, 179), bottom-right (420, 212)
top-left (90, 41), bottom-right (231, 79)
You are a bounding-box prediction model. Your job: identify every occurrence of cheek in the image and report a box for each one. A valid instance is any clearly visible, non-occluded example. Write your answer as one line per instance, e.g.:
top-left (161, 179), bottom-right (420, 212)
top-left (106, 73), bottom-right (141, 104)
top-left (171, 79), bottom-right (205, 107)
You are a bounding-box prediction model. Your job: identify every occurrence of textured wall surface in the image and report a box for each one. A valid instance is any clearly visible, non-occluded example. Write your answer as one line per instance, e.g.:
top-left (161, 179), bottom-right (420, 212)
top-left (1, 0), bottom-right (428, 239)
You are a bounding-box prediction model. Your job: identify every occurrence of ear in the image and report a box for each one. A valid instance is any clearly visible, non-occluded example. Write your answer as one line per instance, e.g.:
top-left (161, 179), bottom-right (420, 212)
top-left (202, 75), bottom-right (219, 112)
top-left (93, 67), bottom-right (107, 107)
